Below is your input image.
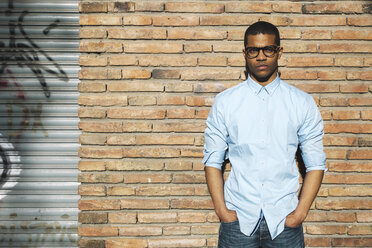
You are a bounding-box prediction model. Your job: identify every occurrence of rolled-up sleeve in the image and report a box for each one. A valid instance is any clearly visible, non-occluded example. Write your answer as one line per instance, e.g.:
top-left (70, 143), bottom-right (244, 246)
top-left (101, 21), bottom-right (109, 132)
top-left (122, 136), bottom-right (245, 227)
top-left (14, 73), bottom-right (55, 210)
top-left (298, 97), bottom-right (327, 172)
top-left (202, 95), bottom-right (228, 170)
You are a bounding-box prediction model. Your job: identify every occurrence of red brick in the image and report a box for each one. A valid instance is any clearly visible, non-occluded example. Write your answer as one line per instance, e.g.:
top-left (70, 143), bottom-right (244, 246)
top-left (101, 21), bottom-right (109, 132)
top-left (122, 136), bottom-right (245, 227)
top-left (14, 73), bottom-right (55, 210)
top-left (123, 173), bottom-right (172, 184)
top-left (121, 199), bottom-right (169, 209)
top-left (333, 110), bottom-right (360, 120)
top-left (109, 55), bottom-right (137, 66)
top-left (157, 95), bottom-right (185, 105)
top-left (128, 96), bottom-right (156, 106)
top-left (323, 135), bottom-right (357, 146)
top-left (347, 71), bottom-right (372, 80)
top-left (79, 41), bottom-right (122, 53)
top-left (361, 110), bottom-right (372, 120)
top-left (305, 237), bottom-right (331, 247)
top-left (184, 43), bottom-right (212, 53)
top-left (349, 97), bottom-right (372, 106)
top-left (79, 95), bottom-right (127, 106)
top-left (79, 134), bottom-right (106, 145)
top-left (191, 225), bottom-right (219, 235)
top-left (136, 185), bottom-right (194, 196)
top-left (324, 123), bottom-right (372, 133)
top-left (79, 199), bottom-right (120, 210)
top-left (166, 82), bottom-right (193, 92)
top-left (290, 16), bottom-right (346, 26)
top-left (356, 212), bottom-right (372, 222)
top-left (181, 69), bottom-right (241, 80)
top-left (282, 42), bottom-right (317, 53)
top-left (107, 108), bottom-right (165, 119)
top-left (327, 161), bottom-right (372, 172)
top-left (327, 212), bottom-right (356, 222)
top-left (135, 2), bottom-right (164, 12)
top-left (78, 82), bottom-right (106, 92)
top-left (138, 212), bottom-right (177, 223)
top-left (198, 56), bottom-right (226, 66)
top-left (164, 161), bottom-right (193, 171)
top-left (107, 2), bottom-right (134, 12)
top-left (119, 226), bottom-right (162, 236)
top-left (163, 226), bottom-right (190, 235)
top-left (106, 160), bottom-right (163, 171)
top-left (172, 172), bottom-right (206, 184)
top-left (79, 212), bottom-right (107, 224)
top-left (280, 70), bottom-right (317, 80)
top-left (123, 15), bottom-right (152, 25)
top-left (78, 161), bottom-right (106, 171)
top-left (80, 15), bottom-right (122, 25)
top-left (348, 150), bottom-right (372, 159)
top-left (78, 122), bottom-right (122, 133)
top-left (152, 69), bottom-right (180, 79)
top-left (171, 198), bottom-right (213, 209)
top-left (153, 16), bottom-right (199, 26)
top-left (303, 3), bottom-right (363, 14)
top-left (318, 71), bottom-right (346, 80)
top-left (136, 135), bottom-right (194, 145)
top-left (348, 16), bottom-right (372, 26)
top-left (272, 2), bottom-right (302, 13)
top-left (200, 15), bottom-right (257, 26)
top-left (106, 239), bottom-right (147, 248)
top-left (124, 42), bottom-right (183, 53)
top-left (108, 28), bottom-right (166, 39)
top-left (259, 16), bottom-right (290, 26)
top-left (319, 43), bottom-right (372, 53)
top-left (168, 29), bottom-right (226, 40)
top-left (122, 69), bottom-right (151, 79)
top-left (79, 68), bottom-right (121, 80)
top-left (167, 108), bottom-right (195, 119)
top-left (335, 57), bottom-right (364, 67)
top-left (108, 82), bottom-right (163, 92)
top-left (340, 83), bottom-right (368, 93)
top-left (80, 27), bottom-right (106, 38)
top-left (79, 185), bottom-right (105, 196)
top-left (139, 55), bottom-right (197, 67)
top-left (148, 238), bottom-right (206, 247)
top-left (212, 43), bottom-right (241, 53)
top-left (332, 238), bottom-right (372, 247)
top-left (332, 30), bottom-right (372, 40)
top-left (316, 199), bottom-right (372, 210)
top-left (286, 57), bottom-right (334, 67)
top-left (79, 173), bottom-right (123, 183)
top-left (181, 148), bottom-right (204, 158)
top-left (79, 2), bottom-right (107, 13)
top-left (107, 186), bottom-right (135, 196)
top-left (178, 212), bottom-right (207, 223)
top-left (301, 30), bottom-right (331, 40)
top-left (78, 108), bottom-right (106, 118)
top-left (325, 149), bottom-right (347, 159)
top-left (78, 226), bottom-right (118, 237)
top-left (165, 2), bottom-right (224, 13)
top-left (328, 186), bottom-right (372, 197)
top-left (79, 147), bottom-right (122, 158)
top-left (79, 55), bottom-right (108, 66)
top-left (122, 122), bottom-right (152, 132)
top-left (294, 83), bottom-right (339, 93)
top-left (225, 2), bottom-right (271, 13)
top-left (108, 212), bottom-right (137, 224)
top-left (320, 97), bottom-right (348, 107)
top-left (153, 122), bottom-right (206, 133)
top-left (123, 147), bottom-right (180, 158)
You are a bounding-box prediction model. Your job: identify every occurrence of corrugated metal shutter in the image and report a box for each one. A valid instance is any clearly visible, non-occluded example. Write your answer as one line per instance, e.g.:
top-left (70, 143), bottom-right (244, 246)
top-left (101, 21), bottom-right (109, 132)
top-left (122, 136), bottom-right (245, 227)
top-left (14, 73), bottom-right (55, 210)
top-left (0, 0), bottom-right (79, 247)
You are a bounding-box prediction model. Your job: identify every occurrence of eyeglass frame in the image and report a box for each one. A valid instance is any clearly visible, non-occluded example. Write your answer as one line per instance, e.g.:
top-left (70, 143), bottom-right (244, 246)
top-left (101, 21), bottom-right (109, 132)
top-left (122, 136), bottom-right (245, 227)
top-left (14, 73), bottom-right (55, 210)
top-left (244, 45), bottom-right (281, 59)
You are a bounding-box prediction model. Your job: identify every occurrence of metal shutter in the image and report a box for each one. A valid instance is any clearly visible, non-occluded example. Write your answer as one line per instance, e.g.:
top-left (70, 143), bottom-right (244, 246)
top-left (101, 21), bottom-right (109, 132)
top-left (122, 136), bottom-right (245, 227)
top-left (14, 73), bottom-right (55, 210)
top-left (0, 0), bottom-right (79, 246)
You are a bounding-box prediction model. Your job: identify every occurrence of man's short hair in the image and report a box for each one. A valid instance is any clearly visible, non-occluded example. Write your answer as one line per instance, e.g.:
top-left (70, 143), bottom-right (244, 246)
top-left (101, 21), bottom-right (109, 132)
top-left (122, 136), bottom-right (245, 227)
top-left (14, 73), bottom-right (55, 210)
top-left (244, 21), bottom-right (280, 47)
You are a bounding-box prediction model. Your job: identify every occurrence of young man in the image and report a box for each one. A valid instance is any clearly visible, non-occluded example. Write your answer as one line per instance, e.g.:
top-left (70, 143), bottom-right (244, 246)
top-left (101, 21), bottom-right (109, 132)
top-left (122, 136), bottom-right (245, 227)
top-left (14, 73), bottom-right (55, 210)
top-left (203, 21), bottom-right (327, 247)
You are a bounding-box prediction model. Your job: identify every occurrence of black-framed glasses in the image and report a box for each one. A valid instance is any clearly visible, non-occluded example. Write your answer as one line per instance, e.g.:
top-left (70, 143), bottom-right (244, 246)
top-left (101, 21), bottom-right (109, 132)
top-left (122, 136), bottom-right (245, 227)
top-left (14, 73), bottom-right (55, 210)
top-left (245, 45), bottom-right (280, 59)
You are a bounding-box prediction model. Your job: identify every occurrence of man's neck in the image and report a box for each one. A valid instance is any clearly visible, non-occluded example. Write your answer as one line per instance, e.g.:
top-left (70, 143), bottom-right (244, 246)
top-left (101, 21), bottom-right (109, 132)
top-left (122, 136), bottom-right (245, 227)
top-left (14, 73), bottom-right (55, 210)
top-left (250, 73), bottom-right (278, 87)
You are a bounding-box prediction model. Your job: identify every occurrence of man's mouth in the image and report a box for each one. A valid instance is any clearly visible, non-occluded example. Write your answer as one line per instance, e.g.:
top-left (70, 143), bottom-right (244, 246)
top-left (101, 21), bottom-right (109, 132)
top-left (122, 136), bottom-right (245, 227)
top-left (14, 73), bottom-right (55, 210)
top-left (257, 65), bottom-right (268, 70)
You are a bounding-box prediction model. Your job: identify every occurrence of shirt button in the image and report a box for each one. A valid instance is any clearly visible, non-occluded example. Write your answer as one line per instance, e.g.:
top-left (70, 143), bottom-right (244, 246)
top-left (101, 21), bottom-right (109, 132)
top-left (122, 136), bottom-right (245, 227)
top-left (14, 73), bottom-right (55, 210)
top-left (261, 162), bottom-right (264, 165)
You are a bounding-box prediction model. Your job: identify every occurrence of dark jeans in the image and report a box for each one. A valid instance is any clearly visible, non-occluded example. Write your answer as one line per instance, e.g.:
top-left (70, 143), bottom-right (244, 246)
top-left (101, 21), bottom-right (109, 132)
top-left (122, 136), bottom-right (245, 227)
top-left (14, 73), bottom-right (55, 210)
top-left (218, 218), bottom-right (305, 248)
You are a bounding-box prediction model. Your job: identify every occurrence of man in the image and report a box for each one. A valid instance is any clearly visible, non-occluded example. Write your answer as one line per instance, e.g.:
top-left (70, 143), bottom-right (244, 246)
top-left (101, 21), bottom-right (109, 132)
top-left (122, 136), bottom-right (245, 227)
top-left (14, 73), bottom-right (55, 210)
top-left (203, 21), bottom-right (327, 247)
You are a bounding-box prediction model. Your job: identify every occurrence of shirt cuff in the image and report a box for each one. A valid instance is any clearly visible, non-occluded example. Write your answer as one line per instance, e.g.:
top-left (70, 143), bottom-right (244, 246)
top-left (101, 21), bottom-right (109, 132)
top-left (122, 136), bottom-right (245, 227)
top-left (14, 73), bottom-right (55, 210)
top-left (202, 149), bottom-right (226, 170)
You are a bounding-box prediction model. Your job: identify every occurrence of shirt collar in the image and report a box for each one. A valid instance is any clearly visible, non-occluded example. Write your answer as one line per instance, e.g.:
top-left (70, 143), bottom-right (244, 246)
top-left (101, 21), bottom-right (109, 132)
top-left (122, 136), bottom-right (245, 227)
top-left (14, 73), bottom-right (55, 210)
top-left (247, 73), bottom-right (280, 96)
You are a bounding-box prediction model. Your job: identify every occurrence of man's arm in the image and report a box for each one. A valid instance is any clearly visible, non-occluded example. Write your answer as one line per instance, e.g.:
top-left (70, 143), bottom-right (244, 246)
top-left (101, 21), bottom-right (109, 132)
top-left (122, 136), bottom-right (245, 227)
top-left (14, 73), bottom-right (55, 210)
top-left (285, 169), bottom-right (324, 227)
top-left (205, 166), bottom-right (237, 222)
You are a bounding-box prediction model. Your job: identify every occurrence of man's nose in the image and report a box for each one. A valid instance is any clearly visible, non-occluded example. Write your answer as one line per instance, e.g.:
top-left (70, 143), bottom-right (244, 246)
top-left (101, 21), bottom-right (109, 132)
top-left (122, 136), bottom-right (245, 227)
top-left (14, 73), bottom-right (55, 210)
top-left (256, 49), bottom-right (267, 60)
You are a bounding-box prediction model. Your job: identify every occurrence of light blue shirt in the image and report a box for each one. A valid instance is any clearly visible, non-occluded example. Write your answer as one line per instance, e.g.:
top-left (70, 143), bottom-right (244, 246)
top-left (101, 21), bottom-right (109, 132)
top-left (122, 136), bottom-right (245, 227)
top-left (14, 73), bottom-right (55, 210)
top-left (203, 74), bottom-right (327, 239)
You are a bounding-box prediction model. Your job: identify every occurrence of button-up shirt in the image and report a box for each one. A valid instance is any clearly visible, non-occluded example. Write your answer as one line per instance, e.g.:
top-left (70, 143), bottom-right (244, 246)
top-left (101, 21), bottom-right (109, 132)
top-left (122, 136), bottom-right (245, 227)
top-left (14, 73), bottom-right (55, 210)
top-left (202, 74), bottom-right (327, 239)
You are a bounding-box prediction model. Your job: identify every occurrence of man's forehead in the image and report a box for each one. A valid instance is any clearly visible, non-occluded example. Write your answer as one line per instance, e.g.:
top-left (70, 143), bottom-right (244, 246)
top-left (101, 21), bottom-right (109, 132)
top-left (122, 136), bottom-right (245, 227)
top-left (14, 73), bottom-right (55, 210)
top-left (246, 33), bottom-right (276, 46)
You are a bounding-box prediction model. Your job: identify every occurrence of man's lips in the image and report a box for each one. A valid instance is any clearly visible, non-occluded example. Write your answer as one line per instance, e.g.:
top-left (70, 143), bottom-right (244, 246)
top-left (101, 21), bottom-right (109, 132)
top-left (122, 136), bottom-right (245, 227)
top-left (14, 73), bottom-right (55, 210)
top-left (257, 65), bottom-right (268, 70)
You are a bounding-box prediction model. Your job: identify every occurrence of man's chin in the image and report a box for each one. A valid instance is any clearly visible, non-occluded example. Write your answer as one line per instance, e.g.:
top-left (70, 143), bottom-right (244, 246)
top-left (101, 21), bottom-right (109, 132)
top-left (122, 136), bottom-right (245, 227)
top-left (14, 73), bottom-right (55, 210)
top-left (251, 72), bottom-right (274, 83)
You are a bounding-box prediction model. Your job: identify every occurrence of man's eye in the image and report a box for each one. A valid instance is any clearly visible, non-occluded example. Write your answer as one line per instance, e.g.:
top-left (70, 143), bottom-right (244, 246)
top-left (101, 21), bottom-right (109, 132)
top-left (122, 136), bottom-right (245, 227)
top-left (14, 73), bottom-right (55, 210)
top-left (248, 48), bottom-right (258, 53)
top-left (265, 47), bottom-right (274, 53)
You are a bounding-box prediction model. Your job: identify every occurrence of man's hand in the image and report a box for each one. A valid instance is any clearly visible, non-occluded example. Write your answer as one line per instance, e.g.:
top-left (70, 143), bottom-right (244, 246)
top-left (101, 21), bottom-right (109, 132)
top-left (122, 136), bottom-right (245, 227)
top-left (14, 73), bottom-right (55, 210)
top-left (218, 208), bottom-right (238, 223)
top-left (284, 209), bottom-right (307, 228)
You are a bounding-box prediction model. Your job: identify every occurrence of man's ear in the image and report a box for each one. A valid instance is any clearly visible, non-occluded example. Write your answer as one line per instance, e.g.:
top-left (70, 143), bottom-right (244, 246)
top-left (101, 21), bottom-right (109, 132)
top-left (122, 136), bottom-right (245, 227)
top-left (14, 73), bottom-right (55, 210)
top-left (242, 49), bottom-right (246, 60)
top-left (277, 47), bottom-right (283, 59)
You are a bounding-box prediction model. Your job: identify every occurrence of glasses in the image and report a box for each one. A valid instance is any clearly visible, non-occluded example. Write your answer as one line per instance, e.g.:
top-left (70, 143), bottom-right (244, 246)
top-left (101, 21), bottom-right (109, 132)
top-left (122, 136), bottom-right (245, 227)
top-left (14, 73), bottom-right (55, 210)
top-left (245, 45), bottom-right (280, 59)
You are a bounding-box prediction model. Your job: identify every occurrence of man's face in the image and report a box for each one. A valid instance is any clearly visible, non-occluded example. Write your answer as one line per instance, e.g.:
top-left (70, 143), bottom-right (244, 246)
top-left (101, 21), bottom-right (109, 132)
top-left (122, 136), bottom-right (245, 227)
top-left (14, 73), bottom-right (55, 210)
top-left (243, 34), bottom-right (282, 85)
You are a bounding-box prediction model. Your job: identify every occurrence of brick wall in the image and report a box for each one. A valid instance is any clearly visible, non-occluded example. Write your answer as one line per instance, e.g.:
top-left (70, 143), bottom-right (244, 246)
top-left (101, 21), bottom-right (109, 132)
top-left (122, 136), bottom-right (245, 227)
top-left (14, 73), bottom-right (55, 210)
top-left (77, 1), bottom-right (372, 247)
